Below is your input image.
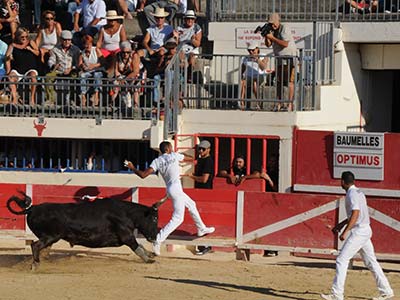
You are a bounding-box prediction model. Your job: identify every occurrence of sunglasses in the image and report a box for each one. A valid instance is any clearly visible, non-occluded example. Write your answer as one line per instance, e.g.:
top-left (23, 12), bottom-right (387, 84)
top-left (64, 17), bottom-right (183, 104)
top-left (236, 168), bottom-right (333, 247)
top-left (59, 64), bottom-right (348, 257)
top-left (20, 35), bottom-right (28, 39)
top-left (122, 51), bottom-right (131, 54)
top-left (155, 16), bottom-right (165, 19)
top-left (45, 17), bottom-right (54, 20)
top-left (198, 147), bottom-right (207, 151)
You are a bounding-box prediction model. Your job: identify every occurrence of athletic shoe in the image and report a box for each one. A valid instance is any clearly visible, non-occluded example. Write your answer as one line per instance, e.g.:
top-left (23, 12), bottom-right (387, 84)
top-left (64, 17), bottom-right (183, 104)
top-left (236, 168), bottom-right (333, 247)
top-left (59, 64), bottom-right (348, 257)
top-left (153, 242), bottom-right (161, 256)
top-left (196, 246), bottom-right (212, 255)
top-left (320, 294), bottom-right (342, 300)
top-left (197, 226), bottom-right (215, 237)
top-left (372, 293), bottom-right (394, 300)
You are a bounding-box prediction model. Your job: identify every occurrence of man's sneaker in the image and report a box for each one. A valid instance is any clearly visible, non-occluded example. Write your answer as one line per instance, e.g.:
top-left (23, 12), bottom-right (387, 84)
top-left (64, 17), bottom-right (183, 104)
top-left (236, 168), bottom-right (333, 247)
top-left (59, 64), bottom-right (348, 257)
top-left (320, 294), bottom-right (342, 300)
top-left (196, 246), bottom-right (212, 255)
top-left (197, 227), bottom-right (215, 237)
top-left (153, 242), bottom-right (161, 256)
top-left (373, 293), bottom-right (394, 300)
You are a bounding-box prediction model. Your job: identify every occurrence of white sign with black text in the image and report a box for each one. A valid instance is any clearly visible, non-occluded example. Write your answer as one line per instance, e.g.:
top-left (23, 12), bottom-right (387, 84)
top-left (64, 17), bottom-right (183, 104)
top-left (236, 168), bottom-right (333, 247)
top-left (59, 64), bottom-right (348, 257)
top-left (333, 132), bottom-right (384, 181)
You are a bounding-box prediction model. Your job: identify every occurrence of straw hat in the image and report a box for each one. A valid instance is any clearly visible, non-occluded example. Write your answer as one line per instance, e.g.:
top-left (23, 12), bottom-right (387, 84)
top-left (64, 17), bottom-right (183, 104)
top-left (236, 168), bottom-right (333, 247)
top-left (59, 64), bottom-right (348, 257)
top-left (150, 7), bottom-right (169, 18)
top-left (105, 10), bottom-right (124, 20)
top-left (184, 10), bottom-right (196, 19)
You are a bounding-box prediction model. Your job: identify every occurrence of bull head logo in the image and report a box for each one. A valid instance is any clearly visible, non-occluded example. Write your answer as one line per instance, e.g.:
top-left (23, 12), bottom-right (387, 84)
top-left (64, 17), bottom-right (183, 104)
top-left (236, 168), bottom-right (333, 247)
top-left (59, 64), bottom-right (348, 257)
top-left (33, 119), bottom-right (47, 137)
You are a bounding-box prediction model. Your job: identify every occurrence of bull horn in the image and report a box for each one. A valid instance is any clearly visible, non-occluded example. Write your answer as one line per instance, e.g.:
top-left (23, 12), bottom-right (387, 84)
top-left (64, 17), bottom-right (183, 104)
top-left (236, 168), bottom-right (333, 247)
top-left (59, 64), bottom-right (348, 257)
top-left (153, 195), bottom-right (168, 209)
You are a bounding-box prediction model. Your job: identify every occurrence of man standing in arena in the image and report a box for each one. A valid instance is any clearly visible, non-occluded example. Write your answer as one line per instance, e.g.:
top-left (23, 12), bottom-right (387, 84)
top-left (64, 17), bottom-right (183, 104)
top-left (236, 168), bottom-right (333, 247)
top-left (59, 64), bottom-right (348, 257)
top-left (125, 141), bottom-right (215, 256)
top-left (321, 171), bottom-right (394, 300)
top-left (188, 139), bottom-right (214, 255)
top-left (264, 12), bottom-right (297, 111)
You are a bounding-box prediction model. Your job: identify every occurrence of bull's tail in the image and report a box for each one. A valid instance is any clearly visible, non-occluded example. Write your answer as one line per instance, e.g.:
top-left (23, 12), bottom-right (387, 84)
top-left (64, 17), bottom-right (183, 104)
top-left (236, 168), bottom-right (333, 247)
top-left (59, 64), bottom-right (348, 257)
top-left (6, 191), bottom-right (32, 215)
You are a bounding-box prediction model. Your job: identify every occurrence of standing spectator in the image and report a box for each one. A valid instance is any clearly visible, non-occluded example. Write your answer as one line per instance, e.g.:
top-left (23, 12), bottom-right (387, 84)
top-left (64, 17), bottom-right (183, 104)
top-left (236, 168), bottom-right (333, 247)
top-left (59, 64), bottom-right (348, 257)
top-left (176, 9), bottom-right (201, 80)
top-left (45, 30), bottom-right (80, 105)
top-left (138, 7), bottom-right (174, 59)
top-left (188, 139), bottom-right (214, 255)
top-left (33, 0), bottom-right (41, 30)
top-left (0, 0), bottom-right (20, 40)
top-left (78, 34), bottom-right (104, 106)
top-left (35, 10), bottom-right (62, 64)
top-left (320, 171), bottom-right (394, 300)
top-left (240, 41), bottom-right (269, 110)
top-left (5, 27), bottom-right (40, 105)
top-left (264, 13), bottom-right (297, 111)
top-left (73, 0), bottom-right (106, 38)
top-left (0, 38), bottom-right (8, 79)
top-left (96, 10), bottom-right (126, 75)
top-left (125, 141), bottom-right (215, 256)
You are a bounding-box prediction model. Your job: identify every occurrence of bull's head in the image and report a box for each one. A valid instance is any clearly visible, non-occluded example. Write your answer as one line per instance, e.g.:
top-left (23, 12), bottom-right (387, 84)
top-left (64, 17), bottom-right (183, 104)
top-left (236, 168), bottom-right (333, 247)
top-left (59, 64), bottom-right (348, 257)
top-left (33, 119), bottom-right (47, 137)
top-left (140, 196), bottom-right (169, 243)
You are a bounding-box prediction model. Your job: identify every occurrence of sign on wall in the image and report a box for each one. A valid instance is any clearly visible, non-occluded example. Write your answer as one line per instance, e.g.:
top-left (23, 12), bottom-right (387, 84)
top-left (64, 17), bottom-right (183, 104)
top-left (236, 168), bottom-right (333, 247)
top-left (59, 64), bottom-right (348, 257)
top-left (333, 132), bottom-right (384, 181)
top-left (235, 26), bottom-right (308, 49)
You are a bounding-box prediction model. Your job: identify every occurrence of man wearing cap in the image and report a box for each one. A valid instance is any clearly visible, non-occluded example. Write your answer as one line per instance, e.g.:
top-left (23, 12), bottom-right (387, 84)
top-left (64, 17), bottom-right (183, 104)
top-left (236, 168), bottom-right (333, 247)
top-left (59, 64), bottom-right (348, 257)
top-left (176, 9), bottom-right (201, 76)
top-left (188, 139), bottom-right (214, 255)
top-left (264, 12), bottom-right (297, 111)
top-left (138, 7), bottom-right (175, 58)
top-left (240, 41), bottom-right (269, 110)
top-left (45, 30), bottom-right (80, 105)
top-left (125, 141), bottom-right (215, 256)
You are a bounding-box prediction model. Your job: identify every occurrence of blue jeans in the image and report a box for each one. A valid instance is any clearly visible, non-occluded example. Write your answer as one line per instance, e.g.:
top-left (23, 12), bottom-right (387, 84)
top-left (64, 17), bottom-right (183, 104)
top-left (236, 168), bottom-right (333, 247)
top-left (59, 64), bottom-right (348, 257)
top-left (80, 71), bottom-right (103, 94)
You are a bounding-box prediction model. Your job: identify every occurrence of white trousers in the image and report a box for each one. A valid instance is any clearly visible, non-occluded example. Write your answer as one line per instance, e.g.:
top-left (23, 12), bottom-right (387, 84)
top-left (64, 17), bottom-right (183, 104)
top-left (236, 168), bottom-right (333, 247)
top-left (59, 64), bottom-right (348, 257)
top-left (332, 227), bottom-right (393, 299)
top-left (156, 181), bottom-right (206, 243)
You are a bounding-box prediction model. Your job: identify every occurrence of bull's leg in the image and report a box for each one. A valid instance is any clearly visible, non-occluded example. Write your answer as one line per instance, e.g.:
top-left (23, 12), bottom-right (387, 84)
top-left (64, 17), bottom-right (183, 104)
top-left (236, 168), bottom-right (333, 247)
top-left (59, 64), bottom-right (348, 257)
top-left (117, 229), bottom-right (155, 263)
top-left (31, 237), bottom-right (59, 271)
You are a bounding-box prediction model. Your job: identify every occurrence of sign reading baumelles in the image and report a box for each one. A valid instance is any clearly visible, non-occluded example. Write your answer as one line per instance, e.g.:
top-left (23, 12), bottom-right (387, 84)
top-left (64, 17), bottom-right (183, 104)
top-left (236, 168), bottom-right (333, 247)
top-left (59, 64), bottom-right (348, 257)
top-left (333, 132), bottom-right (384, 181)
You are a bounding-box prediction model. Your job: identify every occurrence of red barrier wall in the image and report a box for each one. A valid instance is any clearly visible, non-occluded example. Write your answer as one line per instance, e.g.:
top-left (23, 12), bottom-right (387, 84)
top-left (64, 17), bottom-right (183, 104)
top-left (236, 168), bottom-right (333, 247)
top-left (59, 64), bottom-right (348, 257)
top-left (242, 192), bottom-right (338, 249)
top-left (0, 184), bottom-right (27, 230)
top-left (293, 130), bottom-right (400, 190)
top-left (213, 177), bottom-right (264, 191)
top-left (138, 187), bottom-right (237, 238)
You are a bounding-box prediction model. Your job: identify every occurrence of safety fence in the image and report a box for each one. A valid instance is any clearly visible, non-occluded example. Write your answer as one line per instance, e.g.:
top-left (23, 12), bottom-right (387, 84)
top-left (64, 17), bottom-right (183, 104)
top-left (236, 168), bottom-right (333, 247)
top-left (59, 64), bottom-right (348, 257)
top-left (209, 0), bottom-right (400, 22)
top-left (1, 184), bottom-right (399, 260)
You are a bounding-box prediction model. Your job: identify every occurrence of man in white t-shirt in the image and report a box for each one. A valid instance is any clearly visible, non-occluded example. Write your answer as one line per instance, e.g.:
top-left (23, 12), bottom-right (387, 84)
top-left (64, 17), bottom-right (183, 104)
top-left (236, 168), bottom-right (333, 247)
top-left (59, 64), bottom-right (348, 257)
top-left (321, 171), bottom-right (394, 300)
top-left (125, 141), bottom-right (215, 256)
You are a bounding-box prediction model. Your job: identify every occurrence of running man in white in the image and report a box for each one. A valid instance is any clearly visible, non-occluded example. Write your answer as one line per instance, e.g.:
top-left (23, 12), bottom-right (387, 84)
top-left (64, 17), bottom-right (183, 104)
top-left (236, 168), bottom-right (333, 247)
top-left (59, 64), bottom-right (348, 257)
top-left (321, 171), bottom-right (394, 300)
top-left (125, 141), bottom-right (215, 256)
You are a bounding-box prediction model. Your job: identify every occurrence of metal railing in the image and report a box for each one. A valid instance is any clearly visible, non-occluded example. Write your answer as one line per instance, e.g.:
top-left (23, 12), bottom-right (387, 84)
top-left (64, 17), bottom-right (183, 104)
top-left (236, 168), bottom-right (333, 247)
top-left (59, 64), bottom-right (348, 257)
top-left (208, 0), bottom-right (400, 22)
top-left (0, 76), bottom-right (159, 120)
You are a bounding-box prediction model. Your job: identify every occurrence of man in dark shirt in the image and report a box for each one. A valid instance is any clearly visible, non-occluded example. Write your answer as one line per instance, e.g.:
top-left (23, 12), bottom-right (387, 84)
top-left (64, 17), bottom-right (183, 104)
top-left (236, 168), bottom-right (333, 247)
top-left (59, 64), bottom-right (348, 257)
top-left (189, 139), bottom-right (214, 254)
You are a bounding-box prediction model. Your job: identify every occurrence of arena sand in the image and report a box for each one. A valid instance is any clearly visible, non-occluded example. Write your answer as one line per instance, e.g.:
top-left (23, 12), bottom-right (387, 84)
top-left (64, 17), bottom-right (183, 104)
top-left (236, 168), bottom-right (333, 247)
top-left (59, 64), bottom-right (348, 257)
top-left (0, 240), bottom-right (399, 300)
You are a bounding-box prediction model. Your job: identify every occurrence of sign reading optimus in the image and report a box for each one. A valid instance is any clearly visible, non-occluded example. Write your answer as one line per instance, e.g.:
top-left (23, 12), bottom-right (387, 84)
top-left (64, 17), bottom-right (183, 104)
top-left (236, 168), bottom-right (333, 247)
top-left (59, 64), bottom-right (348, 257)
top-left (333, 132), bottom-right (384, 181)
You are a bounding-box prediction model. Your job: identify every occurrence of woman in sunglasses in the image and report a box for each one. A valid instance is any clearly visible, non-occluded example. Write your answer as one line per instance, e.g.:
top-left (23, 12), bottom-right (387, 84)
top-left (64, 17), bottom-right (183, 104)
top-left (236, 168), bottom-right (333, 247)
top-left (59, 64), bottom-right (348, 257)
top-left (35, 10), bottom-right (62, 65)
top-left (5, 27), bottom-right (40, 105)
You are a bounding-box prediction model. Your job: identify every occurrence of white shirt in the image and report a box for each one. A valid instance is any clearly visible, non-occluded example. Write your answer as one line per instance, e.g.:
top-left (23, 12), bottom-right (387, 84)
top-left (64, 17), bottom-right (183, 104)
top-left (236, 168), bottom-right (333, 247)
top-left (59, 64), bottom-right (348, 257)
top-left (150, 152), bottom-right (184, 186)
top-left (345, 185), bottom-right (370, 231)
top-left (241, 54), bottom-right (267, 78)
top-left (272, 23), bottom-right (297, 57)
top-left (146, 24), bottom-right (174, 50)
top-left (76, 0), bottom-right (107, 30)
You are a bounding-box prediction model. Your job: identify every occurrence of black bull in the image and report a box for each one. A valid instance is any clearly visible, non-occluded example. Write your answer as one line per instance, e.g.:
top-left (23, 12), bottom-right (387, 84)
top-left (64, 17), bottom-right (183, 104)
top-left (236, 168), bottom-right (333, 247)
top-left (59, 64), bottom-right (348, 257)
top-left (7, 192), bottom-right (167, 269)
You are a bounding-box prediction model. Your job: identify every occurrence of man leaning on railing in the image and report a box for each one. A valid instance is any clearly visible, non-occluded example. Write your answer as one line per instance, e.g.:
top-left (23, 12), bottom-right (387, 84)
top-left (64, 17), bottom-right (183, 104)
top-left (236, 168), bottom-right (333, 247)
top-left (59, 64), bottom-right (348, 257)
top-left (263, 13), bottom-right (297, 112)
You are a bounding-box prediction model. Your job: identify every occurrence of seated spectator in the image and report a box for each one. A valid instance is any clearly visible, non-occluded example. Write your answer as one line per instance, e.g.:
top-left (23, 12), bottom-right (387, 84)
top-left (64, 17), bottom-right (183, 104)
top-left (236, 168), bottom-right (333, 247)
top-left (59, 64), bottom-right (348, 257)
top-left (218, 155), bottom-right (275, 189)
top-left (0, 38), bottom-right (8, 79)
top-left (139, 0), bottom-right (199, 27)
top-left (45, 30), bottom-right (80, 105)
top-left (111, 40), bottom-right (141, 108)
top-left (346, 0), bottom-right (371, 13)
top-left (137, 7), bottom-right (175, 59)
top-left (96, 10), bottom-right (126, 75)
top-left (176, 9), bottom-right (201, 80)
top-left (0, 0), bottom-right (20, 40)
top-left (73, 0), bottom-right (107, 47)
top-left (5, 27), bottom-right (40, 105)
top-left (79, 34), bottom-right (104, 106)
top-left (67, 0), bottom-right (81, 30)
top-left (35, 10), bottom-right (62, 65)
top-left (240, 41), bottom-right (269, 110)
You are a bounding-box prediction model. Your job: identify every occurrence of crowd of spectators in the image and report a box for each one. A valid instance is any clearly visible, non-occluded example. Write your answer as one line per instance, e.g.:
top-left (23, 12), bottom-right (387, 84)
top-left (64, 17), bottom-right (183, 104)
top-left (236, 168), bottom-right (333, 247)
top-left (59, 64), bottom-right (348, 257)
top-left (0, 0), bottom-right (201, 110)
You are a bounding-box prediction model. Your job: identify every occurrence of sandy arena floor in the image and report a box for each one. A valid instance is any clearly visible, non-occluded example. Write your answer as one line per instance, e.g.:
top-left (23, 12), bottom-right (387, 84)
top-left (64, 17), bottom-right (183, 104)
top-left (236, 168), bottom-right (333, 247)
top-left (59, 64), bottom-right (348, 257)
top-left (0, 240), bottom-right (399, 300)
